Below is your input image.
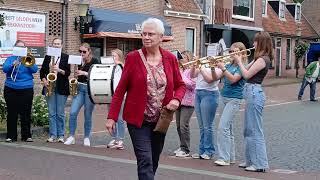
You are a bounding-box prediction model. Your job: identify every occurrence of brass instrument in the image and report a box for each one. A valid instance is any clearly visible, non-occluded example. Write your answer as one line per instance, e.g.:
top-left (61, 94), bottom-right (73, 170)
top-left (69, 64), bottom-right (78, 96)
top-left (11, 51), bottom-right (36, 82)
top-left (46, 56), bottom-right (57, 96)
top-left (182, 47), bottom-right (255, 68)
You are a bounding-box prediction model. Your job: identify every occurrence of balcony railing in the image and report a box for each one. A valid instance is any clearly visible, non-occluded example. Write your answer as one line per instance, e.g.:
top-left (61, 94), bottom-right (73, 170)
top-left (213, 6), bottom-right (231, 24)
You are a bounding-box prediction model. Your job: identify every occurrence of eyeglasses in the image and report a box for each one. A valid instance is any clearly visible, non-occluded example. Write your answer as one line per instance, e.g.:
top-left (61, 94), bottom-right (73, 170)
top-left (79, 50), bottom-right (87, 54)
top-left (229, 50), bottom-right (235, 53)
top-left (141, 32), bottom-right (158, 37)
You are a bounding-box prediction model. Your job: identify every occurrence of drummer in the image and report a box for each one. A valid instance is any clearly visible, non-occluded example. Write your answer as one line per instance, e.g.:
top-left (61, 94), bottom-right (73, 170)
top-left (64, 43), bottom-right (101, 147)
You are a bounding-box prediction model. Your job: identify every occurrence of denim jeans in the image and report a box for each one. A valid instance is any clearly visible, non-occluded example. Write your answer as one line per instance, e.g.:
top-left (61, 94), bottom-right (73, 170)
top-left (243, 83), bottom-right (269, 169)
top-left (216, 96), bottom-right (242, 162)
top-left (298, 77), bottom-right (317, 100)
top-left (46, 91), bottom-right (68, 138)
top-left (127, 122), bottom-right (166, 180)
top-left (111, 101), bottom-right (125, 140)
top-left (194, 89), bottom-right (219, 157)
top-left (69, 84), bottom-right (95, 138)
top-left (175, 105), bottom-right (194, 153)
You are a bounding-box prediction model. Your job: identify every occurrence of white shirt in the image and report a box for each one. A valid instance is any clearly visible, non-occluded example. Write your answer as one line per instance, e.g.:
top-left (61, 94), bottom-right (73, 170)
top-left (195, 67), bottom-right (221, 91)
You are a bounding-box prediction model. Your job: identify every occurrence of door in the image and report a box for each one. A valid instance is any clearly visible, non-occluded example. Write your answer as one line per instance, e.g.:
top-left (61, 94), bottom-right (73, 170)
top-left (286, 38), bottom-right (291, 69)
top-left (275, 37), bottom-right (282, 76)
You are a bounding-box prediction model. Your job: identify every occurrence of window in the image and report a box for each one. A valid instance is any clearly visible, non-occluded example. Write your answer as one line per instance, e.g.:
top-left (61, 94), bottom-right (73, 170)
top-left (233, 0), bottom-right (255, 20)
top-left (262, 0), bottom-right (267, 16)
top-left (286, 39), bottom-right (292, 69)
top-left (279, 0), bottom-right (285, 20)
top-left (186, 28), bottom-right (196, 54)
top-left (295, 4), bottom-right (301, 22)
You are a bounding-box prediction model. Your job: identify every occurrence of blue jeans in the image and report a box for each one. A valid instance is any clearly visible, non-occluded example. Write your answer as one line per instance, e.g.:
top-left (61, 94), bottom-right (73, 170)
top-left (243, 83), bottom-right (269, 169)
top-left (298, 77), bottom-right (317, 100)
top-left (111, 101), bottom-right (125, 140)
top-left (216, 96), bottom-right (242, 162)
top-left (194, 89), bottom-right (219, 157)
top-left (69, 84), bottom-right (95, 138)
top-left (46, 91), bottom-right (68, 138)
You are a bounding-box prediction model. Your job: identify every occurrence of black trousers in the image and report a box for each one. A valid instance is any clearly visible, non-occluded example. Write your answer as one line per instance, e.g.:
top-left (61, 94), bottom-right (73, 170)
top-left (4, 86), bottom-right (34, 141)
top-left (127, 122), bottom-right (166, 180)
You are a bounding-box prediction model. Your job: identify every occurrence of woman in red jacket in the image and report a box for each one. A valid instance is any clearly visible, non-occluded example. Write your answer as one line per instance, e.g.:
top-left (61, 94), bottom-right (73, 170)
top-left (106, 18), bottom-right (186, 180)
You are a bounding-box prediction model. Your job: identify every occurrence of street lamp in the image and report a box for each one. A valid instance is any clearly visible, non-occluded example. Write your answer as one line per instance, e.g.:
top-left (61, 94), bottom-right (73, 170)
top-left (73, 1), bottom-right (93, 34)
top-left (295, 24), bottom-right (302, 78)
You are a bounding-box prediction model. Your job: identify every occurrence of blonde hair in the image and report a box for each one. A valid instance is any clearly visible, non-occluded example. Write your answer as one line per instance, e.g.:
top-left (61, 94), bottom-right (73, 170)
top-left (230, 42), bottom-right (247, 64)
top-left (253, 31), bottom-right (274, 61)
top-left (80, 43), bottom-right (92, 62)
top-left (111, 48), bottom-right (124, 65)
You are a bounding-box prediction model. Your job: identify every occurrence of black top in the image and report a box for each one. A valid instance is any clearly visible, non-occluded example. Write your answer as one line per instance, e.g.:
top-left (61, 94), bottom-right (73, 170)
top-left (40, 53), bottom-right (70, 95)
top-left (77, 57), bottom-right (101, 83)
top-left (247, 56), bottom-right (271, 84)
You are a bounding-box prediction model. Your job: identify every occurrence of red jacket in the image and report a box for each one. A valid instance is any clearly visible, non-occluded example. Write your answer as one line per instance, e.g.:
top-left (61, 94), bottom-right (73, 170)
top-left (107, 47), bottom-right (186, 127)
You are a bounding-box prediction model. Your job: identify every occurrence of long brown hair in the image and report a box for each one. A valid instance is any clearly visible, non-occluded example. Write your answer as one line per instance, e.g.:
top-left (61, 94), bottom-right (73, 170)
top-left (80, 43), bottom-right (93, 62)
top-left (111, 48), bottom-right (124, 65)
top-left (253, 32), bottom-right (274, 61)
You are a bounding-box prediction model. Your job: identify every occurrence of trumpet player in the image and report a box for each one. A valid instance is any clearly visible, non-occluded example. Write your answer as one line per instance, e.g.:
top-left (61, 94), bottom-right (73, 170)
top-left (3, 40), bottom-right (38, 143)
top-left (40, 38), bottom-right (70, 143)
top-left (211, 42), bottom-right (247, 166)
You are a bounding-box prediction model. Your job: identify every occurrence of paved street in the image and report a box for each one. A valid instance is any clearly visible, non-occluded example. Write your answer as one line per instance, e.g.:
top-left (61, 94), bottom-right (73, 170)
top-left (1, 81), bottom-right (320, 179)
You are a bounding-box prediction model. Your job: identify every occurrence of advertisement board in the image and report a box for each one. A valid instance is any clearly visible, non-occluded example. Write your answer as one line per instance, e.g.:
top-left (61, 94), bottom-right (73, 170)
top-left (0, 10), bottom-right (46, 65)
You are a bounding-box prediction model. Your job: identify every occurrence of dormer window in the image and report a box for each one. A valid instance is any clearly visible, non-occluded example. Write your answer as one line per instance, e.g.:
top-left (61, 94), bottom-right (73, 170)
top-left (233, 0), bottom-right (255, 21)
top-left (262, 0), bottom-right (267, 16)
top-left (279, 0), bottom-right (286, 20)
top-left (295, 3), bottom-right (301, 22)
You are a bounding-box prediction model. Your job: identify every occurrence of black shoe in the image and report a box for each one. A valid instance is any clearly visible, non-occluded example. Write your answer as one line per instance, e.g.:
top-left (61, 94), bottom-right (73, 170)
top-left (310, 99), bottom-right (318, 102)
top-left (298, 97), bottom-right (302, 100)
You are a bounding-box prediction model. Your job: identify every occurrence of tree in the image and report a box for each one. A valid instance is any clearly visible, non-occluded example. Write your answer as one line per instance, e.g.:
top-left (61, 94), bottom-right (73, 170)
top-left (294, 41), bottom-right (309, 78)
top-left (0, 0), bottom-right (4, 28)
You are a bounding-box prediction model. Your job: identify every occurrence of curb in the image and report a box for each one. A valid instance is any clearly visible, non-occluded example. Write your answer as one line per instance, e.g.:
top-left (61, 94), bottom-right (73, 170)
top-left (0, 126), bottom-right (49, 140)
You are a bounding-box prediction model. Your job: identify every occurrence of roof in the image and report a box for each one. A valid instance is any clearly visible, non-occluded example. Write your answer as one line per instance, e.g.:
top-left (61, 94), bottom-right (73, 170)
top-left (165, 0), bottom-right (202, 14)
top-left (262, 1), bottom-right (318, 39)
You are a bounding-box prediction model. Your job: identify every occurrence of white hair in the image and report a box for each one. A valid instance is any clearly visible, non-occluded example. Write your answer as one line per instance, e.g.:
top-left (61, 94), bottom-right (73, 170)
top-left (141, 18), bottom-right (165, 35)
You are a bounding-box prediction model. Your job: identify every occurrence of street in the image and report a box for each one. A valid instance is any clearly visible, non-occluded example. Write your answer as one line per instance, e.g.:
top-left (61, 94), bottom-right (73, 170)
top-left (1, 82), bottom-right (320, 179)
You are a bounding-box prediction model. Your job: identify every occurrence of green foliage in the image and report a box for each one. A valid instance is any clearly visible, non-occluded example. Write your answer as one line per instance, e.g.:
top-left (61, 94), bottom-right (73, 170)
top-left (31, 95), bottom-right (49, 127)
top-left (294, 42), bottom-right (309, 60)
top-left (0, 0), bottom-right (4, 28)
top-left (0, 92), bottom-right (7, 123)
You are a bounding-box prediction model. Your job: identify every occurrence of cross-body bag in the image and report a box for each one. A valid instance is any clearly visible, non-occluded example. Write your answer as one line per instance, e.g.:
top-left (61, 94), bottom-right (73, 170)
top-left (138, 49), bottom-right (174, 134)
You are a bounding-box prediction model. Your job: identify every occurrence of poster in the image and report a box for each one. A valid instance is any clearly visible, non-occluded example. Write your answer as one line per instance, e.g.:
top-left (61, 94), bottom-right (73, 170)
top-left (0, 10), bottom-right (46, 65)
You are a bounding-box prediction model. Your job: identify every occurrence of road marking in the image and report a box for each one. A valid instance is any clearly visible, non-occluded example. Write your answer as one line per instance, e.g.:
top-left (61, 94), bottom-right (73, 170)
top-left (272, 169), bottom-right (298, 174)
top-left (0, 142), bottom-right (262, 180)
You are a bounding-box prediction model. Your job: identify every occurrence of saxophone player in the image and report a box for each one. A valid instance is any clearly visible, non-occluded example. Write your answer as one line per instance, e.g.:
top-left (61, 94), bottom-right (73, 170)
top-left (40, 38), bottom-right (70, 143)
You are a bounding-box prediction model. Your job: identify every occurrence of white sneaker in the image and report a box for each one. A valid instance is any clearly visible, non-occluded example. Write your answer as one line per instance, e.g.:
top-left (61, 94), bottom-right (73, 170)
top-left (107, 139), bottom-right (117, 148)
top-left (47, 136), bottom-right (56, 143)
top-left (238, 162), bottom-right (248, 168)
top-left (83, 138), bottom-right (90, 147)
top-left (175, 150), bottom-right (190, 158)
top-left (64, 136), bottom-right (75, 145)
top-left (57, 137), bottom-right (64, 143)
top-left (173, 148), bottom-right (181, 154)
top-left (200, 154), bottom-right (211, 160)
top-left (245, 165), bottom-right (266, 172)
top-left (214, 159), bottom-right (230, 166)
top-left (115, 140), bottom-right (124, 150)
top-left (191, 153), bottom-right (200, 159)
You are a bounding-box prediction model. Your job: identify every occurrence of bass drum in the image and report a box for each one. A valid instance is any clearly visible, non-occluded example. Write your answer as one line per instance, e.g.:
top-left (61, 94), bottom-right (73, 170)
top-left (88, 64), bottom-right (123, 104)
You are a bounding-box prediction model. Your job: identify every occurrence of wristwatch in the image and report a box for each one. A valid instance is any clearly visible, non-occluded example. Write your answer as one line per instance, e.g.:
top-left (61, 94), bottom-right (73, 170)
top-left (222, 67), bottom-right (227, 72)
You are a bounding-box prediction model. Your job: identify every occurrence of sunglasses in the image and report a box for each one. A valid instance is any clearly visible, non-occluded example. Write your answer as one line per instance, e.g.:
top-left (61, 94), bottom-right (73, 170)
top-left (79, 50), bottom-right (87, 54)
top-left (229, 50), bottom-right (235, 53)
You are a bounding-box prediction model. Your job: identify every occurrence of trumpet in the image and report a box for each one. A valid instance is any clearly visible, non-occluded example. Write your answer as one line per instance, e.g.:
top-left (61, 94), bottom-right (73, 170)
top-left (181, 47), bottom-right (255, 68)
top-left (11, 51), bottom-right (36, 82)
top-left (46, 56), bottom-right (57, 97)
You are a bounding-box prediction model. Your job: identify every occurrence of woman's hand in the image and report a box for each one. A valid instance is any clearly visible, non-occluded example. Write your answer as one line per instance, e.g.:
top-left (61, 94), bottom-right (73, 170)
top-left (234, 54), bottom-right (242, 65)
top-left (166, 99), bottom-right (180, 111)
top-left (217, 62), bottom-right (225, 69)
top-left (105, 119), bottom-right (116, 135)
top-left (76, 70), bottom-right (88, 76)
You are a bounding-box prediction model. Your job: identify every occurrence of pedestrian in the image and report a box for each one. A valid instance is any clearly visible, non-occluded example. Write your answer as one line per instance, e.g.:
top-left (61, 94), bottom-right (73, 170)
top-left (107, 48), bottom-right (126, 150)
top-left (3, 40), bottom-right (38, 142)
top-left (235, 31), bottom-right (273, 172)
top-left (40, 38), bottom-right (70, 143)
top-left (190, 51), bottom-right (222, 160)
top-left (105, 18), bottom-right (186, 180)
top-left (64, 43), bottom-right (101, 147)
top-left (174, 50), bottom-right (196, 158)
top-left (297, 52), bottom-right (320, 101)
top-left (212, 42), bottom-right (247, 166)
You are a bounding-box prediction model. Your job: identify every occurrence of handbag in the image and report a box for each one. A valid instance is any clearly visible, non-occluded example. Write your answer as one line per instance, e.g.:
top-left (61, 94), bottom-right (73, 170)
top-left (138, 49), bottom-right (174, 133)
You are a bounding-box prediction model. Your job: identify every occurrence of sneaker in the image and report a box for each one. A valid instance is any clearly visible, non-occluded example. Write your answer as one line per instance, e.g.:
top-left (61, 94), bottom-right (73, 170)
top-left (47, 136), bottom-right (56, 143)
top-left (191, 153), bottom-right (200, 159)
top-left (175, 150), bottom-right (190, 158)
top-left (310, 99), bottom-right (318, 102)
top-left (115, 140), bottom-right (124, 150)
top-left (298, 96), bottom-right (302, 100)
top-left (64, 136), bottom-right (75, 145)
top-left (5, 138), bottom-right (12, 143)
top-left (238, 162), bottom-right (249, 168)
top-left (173, 148), bottom-right (181, 154)
top-left (200, 154), bottom-right (211, 160)
top-left (26, 138), bottom-right (33, 142)
top-left (107, 139), bottom-right (117, 148)
top-left (83, 138), bottom-right (90, 147)
top-left (214, 159), bottom-right (230, 166)
top-left (57, 137), bottom-right (64, 143)
top-left (245, 165), bottom-right (266, 172)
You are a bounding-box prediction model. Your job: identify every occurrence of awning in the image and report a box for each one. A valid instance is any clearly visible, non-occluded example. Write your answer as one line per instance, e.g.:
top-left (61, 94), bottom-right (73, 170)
top-left (83, 8), bottom-right (173, 41)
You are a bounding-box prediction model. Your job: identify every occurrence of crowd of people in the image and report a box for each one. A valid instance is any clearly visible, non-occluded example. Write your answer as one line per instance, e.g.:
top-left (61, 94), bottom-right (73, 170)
top-left (2, 17), bottom-right (279, 179)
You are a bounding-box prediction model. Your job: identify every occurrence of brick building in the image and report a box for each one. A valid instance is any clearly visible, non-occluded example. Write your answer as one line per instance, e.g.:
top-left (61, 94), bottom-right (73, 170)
top-left (302, 0), bottom-right (320, 37)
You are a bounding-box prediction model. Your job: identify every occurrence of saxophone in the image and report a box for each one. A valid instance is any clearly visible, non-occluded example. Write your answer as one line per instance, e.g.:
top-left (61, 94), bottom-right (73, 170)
top-left (69, 64), bottom-right (78, 96)
top-left (46, 56), bottom-right (57, 96)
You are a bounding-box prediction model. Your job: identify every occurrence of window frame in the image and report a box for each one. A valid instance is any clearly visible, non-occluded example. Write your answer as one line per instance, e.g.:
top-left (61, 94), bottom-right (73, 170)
top-left (232, 0), bottom-right (255, 21)
top-left (295, 3), bottom-right (301, 22)
top-left (279, 0), bottom-right (286, 20)
top-left (262, 0), bottom-right (268, 17)
top-left (185, 27), bottom-right (197, 55)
